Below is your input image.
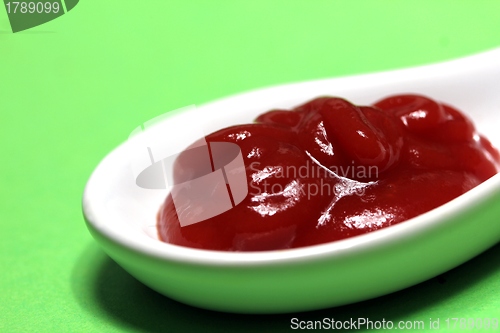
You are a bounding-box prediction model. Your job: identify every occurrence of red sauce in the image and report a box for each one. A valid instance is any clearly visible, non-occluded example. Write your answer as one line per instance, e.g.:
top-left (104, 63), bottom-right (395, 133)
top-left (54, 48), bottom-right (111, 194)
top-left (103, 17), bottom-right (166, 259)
top-left (157, 94), bottom-right (500, 251)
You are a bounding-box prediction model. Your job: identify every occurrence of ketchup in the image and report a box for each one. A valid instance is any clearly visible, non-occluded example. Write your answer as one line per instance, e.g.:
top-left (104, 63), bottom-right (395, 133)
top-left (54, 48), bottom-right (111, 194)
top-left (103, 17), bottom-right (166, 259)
top-left (157, 95), bottom-right (500, 251)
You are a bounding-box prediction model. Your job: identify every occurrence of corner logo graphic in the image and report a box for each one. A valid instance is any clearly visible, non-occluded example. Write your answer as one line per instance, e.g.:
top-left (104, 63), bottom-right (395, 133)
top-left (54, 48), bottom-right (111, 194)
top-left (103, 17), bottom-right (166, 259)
top-left (3, 0), bottom-right (79, 33)
top-left (129, 106), bottom-right (248, 227)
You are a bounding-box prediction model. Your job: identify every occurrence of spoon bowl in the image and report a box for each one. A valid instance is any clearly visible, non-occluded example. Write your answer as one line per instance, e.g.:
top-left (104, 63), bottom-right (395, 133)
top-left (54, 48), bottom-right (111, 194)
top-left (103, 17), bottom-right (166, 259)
top-left (83, 48), bottom-right (500, 313)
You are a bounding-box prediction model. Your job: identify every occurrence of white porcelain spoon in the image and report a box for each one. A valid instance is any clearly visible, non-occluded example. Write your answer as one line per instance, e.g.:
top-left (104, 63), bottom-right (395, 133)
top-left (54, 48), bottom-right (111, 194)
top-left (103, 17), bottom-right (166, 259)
top-left (82, 48), bottom-right (500, 314)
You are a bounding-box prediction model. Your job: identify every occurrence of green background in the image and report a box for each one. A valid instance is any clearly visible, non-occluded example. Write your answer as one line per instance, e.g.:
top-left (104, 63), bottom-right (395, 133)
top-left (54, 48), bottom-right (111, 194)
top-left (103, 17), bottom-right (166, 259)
top-left (1, 1), bottom-right (500, 332)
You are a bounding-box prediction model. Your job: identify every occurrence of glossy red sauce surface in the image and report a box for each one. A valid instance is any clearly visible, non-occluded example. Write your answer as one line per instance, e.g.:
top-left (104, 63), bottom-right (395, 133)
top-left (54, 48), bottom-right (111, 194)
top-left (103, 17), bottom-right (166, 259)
top-left (157, 94), bottom-right (500, 251)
